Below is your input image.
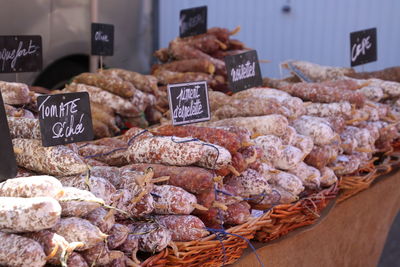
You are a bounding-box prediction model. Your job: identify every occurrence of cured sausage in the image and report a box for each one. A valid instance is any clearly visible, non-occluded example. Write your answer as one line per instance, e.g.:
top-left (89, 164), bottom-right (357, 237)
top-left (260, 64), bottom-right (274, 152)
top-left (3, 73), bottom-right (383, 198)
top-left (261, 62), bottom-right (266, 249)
top-left (282, 60), bottom-right (355, 82)
top-left (223, 201), bottom-right (251, 225)
top-left (13, 138), bottom-right (87, 176)
top-left (0, 175), bottom-right (63, 199)
top-left (305, 102), bottom-right (352, 118)
top-left (292, 134), bottom-right (314, 155)
top-left (267, 171), bottom-right (304, 195)
top-left (67, 252), bottom-right (89, 267)
top-left (66, 83), bottom-right (143, 117)
top-left (107, 223), bottom-right (130, 249)
top-left (304, 144), bottom-right (339, 169)
top-left (152, 59), bottom-right (215, 74)
top-left (24, 230), bottom-right (82, 266)
top-left (0, 197), bottom-right (61, 233)
top-left (273, 145), bottom-right (305, 170)
top-left (81, 242), bottom-right (124, 266)
top-left (58, 175), bottom-right (116, 205)
top-left (99, 68), bottom-right (158, 94)
top-left (0, 81), bottom-right (31, 105)
top-left (84, 207), bottom-right (115, 234)
top-left (151, 124), bottom-right (242, 154)
top-left (281, 82), bottom-right (365, 108)
top-left (78, 144), bottom-right (129, 167)
top-left (292, 116), bottom-right (337, 145)
top-left (111, 190), bottom-right (154, 219)
top-left (288, 162), bottom-right (321, 189)
top-left (252, 135), bottom-right (283, 163)
top-left (319, 167), bottom-right (338, 187)
top-left (52, 217), bottom-right (107, 251)
top-left (154, 215), bottom-right (208, 241)
top-left (202, 115), bottom-right (289, 136)
top-left (225, 169), bottom-right (272, 198)
top-left (125, 223), bottom-right (171, 252)
top-left (126, 136), bottom-right (232, 170)
top-left (73, 72), bottom-right (136, 98)
top-left (7, 117), bottom-right (41, 139)
top-left (0, 232), bottom-right (46, 267)
top-left (152, 185), bottom-right (197, 215)
top-left (125, 163), bottom-right (214, 193)
top-left (213, 97), bottom-right (292, 119)
top-left (59, 187), bottom-right (104, 217)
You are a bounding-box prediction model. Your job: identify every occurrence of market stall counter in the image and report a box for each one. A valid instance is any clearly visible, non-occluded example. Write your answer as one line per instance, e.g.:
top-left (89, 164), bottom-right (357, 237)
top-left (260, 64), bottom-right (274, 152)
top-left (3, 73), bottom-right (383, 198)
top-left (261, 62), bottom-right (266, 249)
top-left (232, 170), bottom-right (400, 267)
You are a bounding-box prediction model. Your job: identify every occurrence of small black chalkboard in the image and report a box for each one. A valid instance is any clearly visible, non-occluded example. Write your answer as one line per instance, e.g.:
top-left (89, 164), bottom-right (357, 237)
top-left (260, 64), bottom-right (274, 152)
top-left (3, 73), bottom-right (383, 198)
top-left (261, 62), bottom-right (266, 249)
top-left (225, 50), bottom-right (263, 92)
top-left (91, 23), bottom-right (114, 56)
top-left (179, 6), bottom-right (207, 38)
top-left (0, 92), bottom-right (17, 182)
top-left (168, 80), bottom-right (210, 125)
top-left (37, 92), bottom-right (94, 147)
top-left (0, 35), bottom-right (42, 73)
top-left (350, 28), bottom-right (377, 67)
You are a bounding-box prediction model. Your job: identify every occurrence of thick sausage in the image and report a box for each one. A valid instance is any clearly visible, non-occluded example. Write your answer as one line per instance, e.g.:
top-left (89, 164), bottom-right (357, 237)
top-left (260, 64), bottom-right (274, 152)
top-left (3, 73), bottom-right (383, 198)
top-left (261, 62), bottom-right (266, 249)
top-left (59, 187), bottom-right (104, 217)
top-left (152, 185), bottom-right (197, 215)
top-left (0, 197), bottom-right (61, 233)
top-left (7, 117), bottom-right (41, 139)
top-left (0, 232), bottom-right (46, 267)
top-left (13, 138), bottom-right (87, 176)
top-left (52, 217), bottom-right (107, 251)
top-left (154, 215), bottom-right (208, 241)
top-left (84, 207), bottom-right (115, 234)
top-left (125, 163), bottom-right (214, 193)
top-left (0, 175), bottom-right (63, 199)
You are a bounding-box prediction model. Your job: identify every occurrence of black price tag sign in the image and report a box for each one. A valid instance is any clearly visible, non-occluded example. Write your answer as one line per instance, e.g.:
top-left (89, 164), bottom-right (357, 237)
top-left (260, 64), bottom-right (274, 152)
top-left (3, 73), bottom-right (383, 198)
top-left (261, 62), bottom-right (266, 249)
top-left (225, 50), bottom-right (263, 92)
top-left (180, 6), bottom-right (207, 38)
top-left (350, 28), bottom-right (377, 67)
top-left (168, 81), bottom-right (211, 125)
top-left (37, 92), bottom-right (94, 147)
top-left (0, 92), bottom-right (17, 182)
top-left (0, 35), bottom-right (42, 73)
top-left (91, 23), bottom-right (114, 56)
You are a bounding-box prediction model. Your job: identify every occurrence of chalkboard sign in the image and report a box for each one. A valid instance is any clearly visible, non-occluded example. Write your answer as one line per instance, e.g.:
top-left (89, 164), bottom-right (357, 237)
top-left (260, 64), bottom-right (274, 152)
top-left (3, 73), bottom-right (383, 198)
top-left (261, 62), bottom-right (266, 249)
top-left (168, 81), bottom-right (210, 125)
top-left (37, 92), bottom-right (94, 147)
top-left (0, 92), bottom-right (17, 181)
top-left (91, 23), bottom-right (114, 56)
top-left (180, 6), bottom-right (207, 38)
top-left (0, 35), bottom-right (42, 73)
top-left (350, 28), bottom-right (377, 67)
top-left (225, 50), bottom-right (263, 92)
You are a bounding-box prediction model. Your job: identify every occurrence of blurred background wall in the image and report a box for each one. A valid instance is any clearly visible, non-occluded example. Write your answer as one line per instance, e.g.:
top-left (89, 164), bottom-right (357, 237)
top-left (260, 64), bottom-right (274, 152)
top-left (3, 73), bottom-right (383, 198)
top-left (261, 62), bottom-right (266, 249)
top-left (158, 0), bottom-right (400, 78)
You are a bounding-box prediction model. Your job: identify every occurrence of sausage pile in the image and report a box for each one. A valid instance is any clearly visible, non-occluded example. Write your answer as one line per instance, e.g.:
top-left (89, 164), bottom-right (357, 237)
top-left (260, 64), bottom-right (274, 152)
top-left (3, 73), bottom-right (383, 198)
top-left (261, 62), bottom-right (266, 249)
top-left (3, 31), bottom-right (400, 265)
top-left (60, 69), bottom-right (162, 138)
top-left (0, 81), bottom-right (38, 119)
top-left (6, 132), bottom-right (215, 266)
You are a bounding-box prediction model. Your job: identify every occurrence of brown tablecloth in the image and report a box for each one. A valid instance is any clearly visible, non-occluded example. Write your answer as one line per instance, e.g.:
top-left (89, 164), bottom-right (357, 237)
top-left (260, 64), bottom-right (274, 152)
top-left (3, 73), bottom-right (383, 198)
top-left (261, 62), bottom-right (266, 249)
top-left (232, 171), bottom-right (400, 267)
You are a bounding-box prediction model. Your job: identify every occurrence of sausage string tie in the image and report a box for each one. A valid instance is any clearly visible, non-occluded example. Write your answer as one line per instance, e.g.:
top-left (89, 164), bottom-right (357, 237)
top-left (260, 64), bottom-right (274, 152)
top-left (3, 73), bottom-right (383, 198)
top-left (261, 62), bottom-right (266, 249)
top-left (205, 228), bottom-right (265, 267)
top-left (83, 129), bottom-right (149, 159)
top-left (202, 142), bottom-right (225, 229)
top-left (170, 136), bottom-right (199, 143)
top-left (127, 129), bottom-right (149, 146)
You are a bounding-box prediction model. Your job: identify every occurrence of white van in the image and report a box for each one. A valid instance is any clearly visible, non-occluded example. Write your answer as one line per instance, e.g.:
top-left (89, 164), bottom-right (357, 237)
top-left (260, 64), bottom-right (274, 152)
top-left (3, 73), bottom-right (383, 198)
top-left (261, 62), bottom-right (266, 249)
top-left (0, 0), bottom-right (156, 89)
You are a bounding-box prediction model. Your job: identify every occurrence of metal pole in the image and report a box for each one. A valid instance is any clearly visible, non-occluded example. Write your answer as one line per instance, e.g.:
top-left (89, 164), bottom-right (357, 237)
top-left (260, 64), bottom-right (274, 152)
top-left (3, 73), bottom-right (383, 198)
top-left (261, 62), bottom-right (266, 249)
top-left (90, 0), bottom-right (98, 73)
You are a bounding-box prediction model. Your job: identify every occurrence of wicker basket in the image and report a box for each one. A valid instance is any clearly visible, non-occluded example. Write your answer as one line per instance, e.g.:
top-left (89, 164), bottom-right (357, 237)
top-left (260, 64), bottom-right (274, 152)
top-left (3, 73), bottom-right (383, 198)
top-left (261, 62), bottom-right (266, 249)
top-left (338, 159), bottom-right (379, 202)
top-left (141, 148), bottom-right (400, 266)
top-left (254, 182), bottom-right (338, 242)
top-left (141, 215), bottom-right (269, 267)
